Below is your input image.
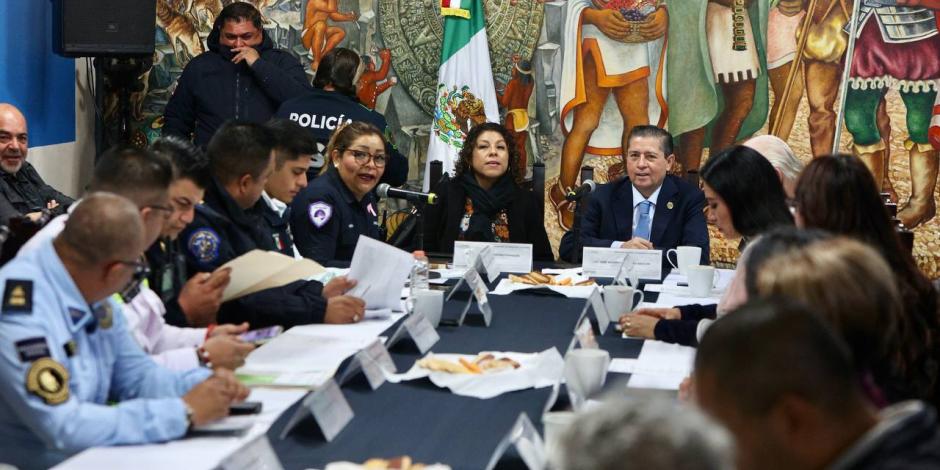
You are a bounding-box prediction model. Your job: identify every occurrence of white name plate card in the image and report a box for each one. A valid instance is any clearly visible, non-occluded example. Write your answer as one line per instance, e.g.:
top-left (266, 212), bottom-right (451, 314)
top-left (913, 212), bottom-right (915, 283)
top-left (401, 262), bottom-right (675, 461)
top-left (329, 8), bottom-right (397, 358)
top-left (582, 248), bottom-right (663, 280)
top-left (385, 311), bottom-right (440, 354)
top-left (220, 435), bottom-right (283, 470)
top-left (462, 268), bottom-right (493, 327)
top-left (338, 338), bottom-right (396, 389)
top-left (575, 317), bottom-right (599, 350)
top-left (574, 287), bottom-right (611, 335)
top-left (278, 379), bottom-right (353, 442)
top-left (483, 412), bottom-right (547, 470)
top-left (454, 241), bottom-right (534, 274)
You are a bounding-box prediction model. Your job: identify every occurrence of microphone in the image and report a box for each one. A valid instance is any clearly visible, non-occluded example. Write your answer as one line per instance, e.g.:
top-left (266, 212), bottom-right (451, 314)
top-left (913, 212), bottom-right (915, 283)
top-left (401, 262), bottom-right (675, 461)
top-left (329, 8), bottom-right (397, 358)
top-left (565, 180), bottom-right (596, 202)
top-left (377, 183), bottom-right (438, 205)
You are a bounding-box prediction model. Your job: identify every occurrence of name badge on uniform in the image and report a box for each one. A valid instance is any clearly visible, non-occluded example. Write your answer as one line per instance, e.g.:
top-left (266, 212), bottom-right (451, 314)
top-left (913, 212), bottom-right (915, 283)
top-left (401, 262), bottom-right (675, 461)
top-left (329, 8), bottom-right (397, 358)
top-left (15, 337), bottom-right (50, 363)
top-left (2, 279), bottom-right (33, 314)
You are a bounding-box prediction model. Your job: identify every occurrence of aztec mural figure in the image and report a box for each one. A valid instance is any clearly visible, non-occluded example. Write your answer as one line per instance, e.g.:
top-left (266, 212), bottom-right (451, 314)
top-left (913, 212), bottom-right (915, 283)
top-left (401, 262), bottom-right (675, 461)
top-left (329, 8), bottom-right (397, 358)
top-left (496, 54), bottom-right (535, 179)
top-left (302, 0), bottom-right (359, 71)
top-left (843, 0), bottom-right (940, 229)
top-left (766, 0), bottom-right (805, 141)
top-left (667, 0), bottom-right (769, 181)
top-left (356, 48), bottom-right (397, 110)
top-left (553, 0), bottom-right (668, 230)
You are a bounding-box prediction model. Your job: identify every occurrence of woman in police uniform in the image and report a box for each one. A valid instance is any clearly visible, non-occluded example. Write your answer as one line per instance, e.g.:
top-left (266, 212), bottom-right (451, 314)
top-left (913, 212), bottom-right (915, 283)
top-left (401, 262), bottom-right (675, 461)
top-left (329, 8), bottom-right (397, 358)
top-left (423, 122), bottom-right (552, 260)
top-left (290, 121), bottom-right (387, 264)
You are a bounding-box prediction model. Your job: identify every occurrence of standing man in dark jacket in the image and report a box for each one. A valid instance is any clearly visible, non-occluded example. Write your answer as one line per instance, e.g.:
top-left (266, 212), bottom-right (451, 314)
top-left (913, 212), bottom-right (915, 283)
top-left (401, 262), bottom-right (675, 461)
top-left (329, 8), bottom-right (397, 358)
top-left (0, 104), bottom-right (73, 224)
top-left (163, 3), bottom-right (311, 148)
top-left (179, 122), bottom-right (365, 328)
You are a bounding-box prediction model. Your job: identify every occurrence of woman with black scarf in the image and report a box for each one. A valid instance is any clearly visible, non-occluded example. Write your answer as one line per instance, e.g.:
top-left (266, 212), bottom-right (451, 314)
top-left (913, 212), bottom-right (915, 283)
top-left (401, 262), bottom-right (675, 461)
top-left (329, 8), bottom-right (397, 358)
top-left (423, 122), bottom-right (553, 260)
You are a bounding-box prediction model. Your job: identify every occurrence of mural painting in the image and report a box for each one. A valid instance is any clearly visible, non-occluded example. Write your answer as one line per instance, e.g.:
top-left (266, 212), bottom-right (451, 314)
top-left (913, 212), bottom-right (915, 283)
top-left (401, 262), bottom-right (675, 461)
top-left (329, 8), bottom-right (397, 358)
top-left (122, 0), bottom-right (940, 276)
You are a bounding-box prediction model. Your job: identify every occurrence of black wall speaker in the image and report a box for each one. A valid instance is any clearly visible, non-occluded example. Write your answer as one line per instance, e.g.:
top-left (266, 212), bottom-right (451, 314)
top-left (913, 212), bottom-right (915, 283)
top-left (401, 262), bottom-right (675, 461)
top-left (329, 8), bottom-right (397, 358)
top-left (52, 0), bottom-right (157, 57)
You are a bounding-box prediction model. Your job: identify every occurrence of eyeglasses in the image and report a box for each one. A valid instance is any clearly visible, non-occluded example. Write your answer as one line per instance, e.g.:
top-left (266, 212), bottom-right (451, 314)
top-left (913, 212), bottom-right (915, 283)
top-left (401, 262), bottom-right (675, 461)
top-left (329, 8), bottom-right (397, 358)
top-left (343, 148), bottom-right (387, 168)
top-left (143, 203), bottom-right (174, 220)
top-left (116, 259), bottom-right (151, 280)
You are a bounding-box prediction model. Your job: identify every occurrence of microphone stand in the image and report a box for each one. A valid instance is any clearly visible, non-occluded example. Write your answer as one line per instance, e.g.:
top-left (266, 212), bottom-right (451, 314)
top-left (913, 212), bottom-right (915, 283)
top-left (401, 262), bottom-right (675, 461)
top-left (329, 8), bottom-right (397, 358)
top-left (572, 196), bottom-right (584, 265)
top-left (415, 200), bottom-right (426, 251)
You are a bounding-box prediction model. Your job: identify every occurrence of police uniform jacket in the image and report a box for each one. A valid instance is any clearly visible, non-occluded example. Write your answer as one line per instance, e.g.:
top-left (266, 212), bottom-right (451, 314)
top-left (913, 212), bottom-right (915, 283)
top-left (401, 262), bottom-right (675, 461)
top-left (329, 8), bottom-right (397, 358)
top-left (0, 237), bottom-right (209, 470)
top-left (145, 238), bottom-right (190, 327)
top-left (290, 169), bottom-right (382, 264)
top-left (274, 88), bottom-right (408, 186)
top-left (179, 178), bottom-right (328, 328)
top-left (163, 17), bottom-right (311, 148)
top-left (256, 192), bottom-right (296, 258)
top-left (0, 162), bottom-right (73, 221)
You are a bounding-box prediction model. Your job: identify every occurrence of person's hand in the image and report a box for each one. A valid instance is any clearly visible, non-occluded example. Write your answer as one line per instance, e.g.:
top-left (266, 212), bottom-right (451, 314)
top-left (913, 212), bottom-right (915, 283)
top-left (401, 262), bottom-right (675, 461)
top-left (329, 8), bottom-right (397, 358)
top-left (209, 322), bottom-right (249, 338)
top-left (678, 376), bottom-right (696, 403)
top-left (182, 372), bottom-right (238, 426)
top-left (584, 8), bottom-right (630, 39)
top-left (777, 0), bottom-right (804, 16)
top-left (25, 211), bottom-right (44, 222)
top-left (202, 335), bottom-right (255, 370)
top-left (231, 46), bottom-right (261, 66)
top-left (634, 307), bottom-right (681, 320)
top-left (620, 237), bottom-right (654, 250)
top-left (322, 276), bottom-right (357, 298)
top-left (46, 200), bottom-right (60, 210)
top-left (324, 295), bottom-right (366, 324)
top-left (178, 268), bottom-right (231, 327)
top-left (619, 313), bottom-right (659, 338)
top-left (639, 7), bottom-right (668, 40)
top-left (212, 368), bottom-right (250, 403)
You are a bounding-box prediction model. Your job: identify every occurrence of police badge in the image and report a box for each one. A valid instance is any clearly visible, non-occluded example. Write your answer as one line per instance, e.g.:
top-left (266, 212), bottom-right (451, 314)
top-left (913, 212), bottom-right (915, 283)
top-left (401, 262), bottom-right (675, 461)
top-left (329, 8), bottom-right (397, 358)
top-left (188, 228), bottom-right (221, 265)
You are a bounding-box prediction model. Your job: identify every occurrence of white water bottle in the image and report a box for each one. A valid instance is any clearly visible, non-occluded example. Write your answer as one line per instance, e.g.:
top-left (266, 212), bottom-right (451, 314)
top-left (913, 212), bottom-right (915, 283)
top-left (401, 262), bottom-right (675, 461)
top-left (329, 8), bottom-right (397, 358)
top-left (411, 250), bottom-right (430, 297)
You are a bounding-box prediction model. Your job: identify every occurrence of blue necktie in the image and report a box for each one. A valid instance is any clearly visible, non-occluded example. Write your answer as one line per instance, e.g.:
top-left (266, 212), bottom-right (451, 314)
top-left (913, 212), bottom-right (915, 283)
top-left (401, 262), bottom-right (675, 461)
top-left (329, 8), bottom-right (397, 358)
top-left (634, 200), bottom-right (652, 240)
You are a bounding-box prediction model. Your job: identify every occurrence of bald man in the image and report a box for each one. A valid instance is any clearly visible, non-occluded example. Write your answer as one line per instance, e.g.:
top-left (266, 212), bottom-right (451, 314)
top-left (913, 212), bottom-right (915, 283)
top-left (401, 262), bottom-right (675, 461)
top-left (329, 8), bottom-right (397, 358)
top-left (0, 193), bottom-right (247, 470)
top-left (0, 104), bottom-right (74, 224)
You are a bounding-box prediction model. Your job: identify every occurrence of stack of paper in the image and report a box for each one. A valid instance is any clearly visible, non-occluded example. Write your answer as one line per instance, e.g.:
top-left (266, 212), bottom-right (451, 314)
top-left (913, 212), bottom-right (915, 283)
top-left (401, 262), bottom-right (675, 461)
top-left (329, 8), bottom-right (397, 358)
top-left (53, 388), bottom-right (307, 470)
top-left (347, 236), bottom-right (414, 310)
top-left (609, 340), bottom-right (696, 390)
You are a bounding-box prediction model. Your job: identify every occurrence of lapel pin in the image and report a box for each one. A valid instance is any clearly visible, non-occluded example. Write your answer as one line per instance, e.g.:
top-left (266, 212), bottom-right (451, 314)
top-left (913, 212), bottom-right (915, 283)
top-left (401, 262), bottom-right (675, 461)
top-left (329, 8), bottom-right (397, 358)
top-left (667, 201), bottom-right (674, 210)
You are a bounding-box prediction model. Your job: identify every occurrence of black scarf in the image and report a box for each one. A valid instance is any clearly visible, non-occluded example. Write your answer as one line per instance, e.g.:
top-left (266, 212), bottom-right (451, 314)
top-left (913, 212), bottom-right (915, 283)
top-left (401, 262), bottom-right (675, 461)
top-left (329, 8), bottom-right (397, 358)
top-left (459, 172), bottom-right (515, 242)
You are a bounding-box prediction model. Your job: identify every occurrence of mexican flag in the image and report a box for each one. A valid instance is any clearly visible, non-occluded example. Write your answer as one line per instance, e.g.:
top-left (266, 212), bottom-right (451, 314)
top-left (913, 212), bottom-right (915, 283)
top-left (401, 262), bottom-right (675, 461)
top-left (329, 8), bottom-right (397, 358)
top-left (424, 0), bottom-right (500, 190)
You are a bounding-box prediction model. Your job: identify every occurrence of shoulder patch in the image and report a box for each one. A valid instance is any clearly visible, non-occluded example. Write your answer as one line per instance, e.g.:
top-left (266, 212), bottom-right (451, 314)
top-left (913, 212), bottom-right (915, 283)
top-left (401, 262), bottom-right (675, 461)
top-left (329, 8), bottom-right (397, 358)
top-left (15, 337), bottom-right (50, 363)
top-left (187, 228), bottom-right (221, 265)
top-left (308, 201), bottom-right (333, 228)
top-left (3, 280), bottom-right (33, 314)
top-left (26, 358), bottom-right (69, 405)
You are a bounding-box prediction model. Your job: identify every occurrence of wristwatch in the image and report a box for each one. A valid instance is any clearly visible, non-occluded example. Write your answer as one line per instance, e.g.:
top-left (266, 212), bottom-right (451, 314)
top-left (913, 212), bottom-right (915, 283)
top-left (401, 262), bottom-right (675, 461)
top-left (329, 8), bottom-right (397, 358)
top-left (197, 346), bottom-right (213, 368)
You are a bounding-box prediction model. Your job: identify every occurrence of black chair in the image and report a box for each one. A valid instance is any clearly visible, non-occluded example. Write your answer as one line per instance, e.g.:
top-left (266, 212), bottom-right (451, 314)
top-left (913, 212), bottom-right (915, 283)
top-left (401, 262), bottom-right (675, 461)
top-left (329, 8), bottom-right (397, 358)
top-left (429, 160), bottom-right (444, 193)
top-left (532, 162), bottom-right (545, 222)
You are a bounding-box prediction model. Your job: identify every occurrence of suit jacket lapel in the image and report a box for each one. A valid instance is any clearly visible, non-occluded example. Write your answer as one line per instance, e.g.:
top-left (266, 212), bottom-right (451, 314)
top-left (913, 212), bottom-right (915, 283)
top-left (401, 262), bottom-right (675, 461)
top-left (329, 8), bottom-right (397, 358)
top-left (650, 176), bottom-right (678, 247)
top-left (612, 178), bottom-right (634, 240)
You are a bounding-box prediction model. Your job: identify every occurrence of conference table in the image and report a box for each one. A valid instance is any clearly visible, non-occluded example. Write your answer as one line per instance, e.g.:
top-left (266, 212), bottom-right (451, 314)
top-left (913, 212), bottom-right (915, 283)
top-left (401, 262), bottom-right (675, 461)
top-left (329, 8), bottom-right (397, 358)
top-left (57, 266), bottom-right (720, 470)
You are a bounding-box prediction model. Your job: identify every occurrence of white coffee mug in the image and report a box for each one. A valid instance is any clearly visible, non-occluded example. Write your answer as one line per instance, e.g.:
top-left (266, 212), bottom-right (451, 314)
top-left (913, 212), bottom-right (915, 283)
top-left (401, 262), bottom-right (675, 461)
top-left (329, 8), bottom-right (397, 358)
top-left (410, 289), bottom-right (444, 328)
top-left (666, 246), bottom-right (702, 276)
top-left (687, 265), bottom-right (716, 297)
top-left (603, 285), bottom-right (644, 318)
top-left (542, 411), bottom-right (576, 461)
top-left (564, 348), bottom-right (611, 402)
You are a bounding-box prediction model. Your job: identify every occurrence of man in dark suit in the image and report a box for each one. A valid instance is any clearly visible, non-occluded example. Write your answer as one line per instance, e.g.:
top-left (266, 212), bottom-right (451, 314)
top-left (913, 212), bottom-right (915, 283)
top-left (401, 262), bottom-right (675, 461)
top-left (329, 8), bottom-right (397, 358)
top-left (560, 125), bottom-right (709, 272)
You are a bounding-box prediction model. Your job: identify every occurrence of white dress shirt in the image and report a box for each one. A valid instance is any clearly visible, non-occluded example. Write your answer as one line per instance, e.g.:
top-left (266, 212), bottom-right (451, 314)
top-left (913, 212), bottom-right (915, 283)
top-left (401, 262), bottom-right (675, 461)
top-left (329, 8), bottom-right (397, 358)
top-left (611, 183), bottom-right (662, 248)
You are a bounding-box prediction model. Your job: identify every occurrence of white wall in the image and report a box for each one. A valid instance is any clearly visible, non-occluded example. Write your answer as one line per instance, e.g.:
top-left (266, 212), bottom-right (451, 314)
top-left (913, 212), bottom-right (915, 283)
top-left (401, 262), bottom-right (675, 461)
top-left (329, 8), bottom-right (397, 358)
top-left (26, 61), bottom-right (96, 198)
